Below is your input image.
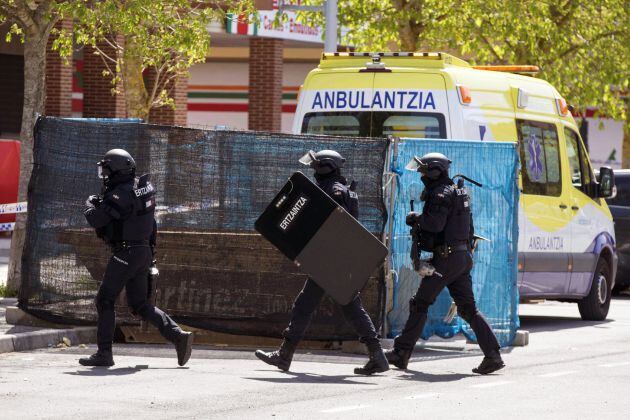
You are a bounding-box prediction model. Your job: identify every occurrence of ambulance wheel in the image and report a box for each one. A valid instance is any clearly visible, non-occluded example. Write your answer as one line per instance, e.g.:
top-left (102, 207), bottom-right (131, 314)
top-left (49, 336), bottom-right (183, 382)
top-left (578, 259), bottom-right (611, 321)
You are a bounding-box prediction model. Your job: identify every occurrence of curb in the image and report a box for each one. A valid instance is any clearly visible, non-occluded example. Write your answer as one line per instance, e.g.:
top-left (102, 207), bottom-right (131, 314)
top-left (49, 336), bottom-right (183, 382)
top-left (0, 298), bottom-right (18, 306)
top-left (0, 326), bottom-right (97, 354)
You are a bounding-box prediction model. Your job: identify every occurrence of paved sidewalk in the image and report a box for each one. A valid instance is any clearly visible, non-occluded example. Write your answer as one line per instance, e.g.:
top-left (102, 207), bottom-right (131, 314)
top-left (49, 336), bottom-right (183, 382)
top-left (0, 298), bottom-right (97, 354)
top-left (1, 237), bottom-right (96, 354)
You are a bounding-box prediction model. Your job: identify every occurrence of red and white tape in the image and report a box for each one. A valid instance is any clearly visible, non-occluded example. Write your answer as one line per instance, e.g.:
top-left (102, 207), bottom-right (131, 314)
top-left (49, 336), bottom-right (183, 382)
top-left (0, 202), bottom-right (27, 215)
top-left (0, 202), bottom-right (27, 232)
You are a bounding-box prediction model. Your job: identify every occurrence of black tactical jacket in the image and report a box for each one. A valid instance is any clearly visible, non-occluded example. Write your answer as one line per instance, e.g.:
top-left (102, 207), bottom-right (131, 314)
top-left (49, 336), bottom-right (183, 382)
top-left (85, 174), bottom-right (157, 246)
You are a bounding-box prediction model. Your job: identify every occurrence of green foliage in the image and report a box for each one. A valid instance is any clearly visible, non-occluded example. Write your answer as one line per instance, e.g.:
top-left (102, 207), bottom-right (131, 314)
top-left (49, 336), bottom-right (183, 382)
top-left (0, 0), bottom-right (61, 40)
top-left (55, 0), bottom-right (254, 118)
top-left (0, 283), bottom-right (17, 298)
top-left (301, 0), bottom-right (628, 121)
top-left (447, 0), bottom-right (629, 121)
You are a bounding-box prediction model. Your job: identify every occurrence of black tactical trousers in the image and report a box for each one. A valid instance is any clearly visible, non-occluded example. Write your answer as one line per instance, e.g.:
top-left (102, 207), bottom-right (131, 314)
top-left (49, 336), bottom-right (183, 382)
top-left (283, 278), bottom-right (380, 347)
top-left (95, 246), bottom-right (182, 351)
top-left (394, 251), bottom-right (500, 357)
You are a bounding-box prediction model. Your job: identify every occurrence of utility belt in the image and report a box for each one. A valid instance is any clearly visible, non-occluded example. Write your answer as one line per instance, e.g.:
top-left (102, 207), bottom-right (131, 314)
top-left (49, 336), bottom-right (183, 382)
top-left (433, 242), bottom-right (470, 258)
top-left (110, 239), bottom-right (150, 253)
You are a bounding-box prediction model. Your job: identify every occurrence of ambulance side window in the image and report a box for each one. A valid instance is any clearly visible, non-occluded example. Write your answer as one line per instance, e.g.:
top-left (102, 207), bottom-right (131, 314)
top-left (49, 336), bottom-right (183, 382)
top-left (517, 120), bottom-right (562, 196)
top-left (564, 128), bottom-right (593, 191)
top-left (565, 129), bottom-right (583, 187)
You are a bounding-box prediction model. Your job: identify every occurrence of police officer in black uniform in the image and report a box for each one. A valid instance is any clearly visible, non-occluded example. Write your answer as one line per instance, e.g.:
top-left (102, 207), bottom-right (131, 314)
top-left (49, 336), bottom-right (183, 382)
top-left (80, 149), bottom-right (193, 367)
top-left (385, 152), bottom-right (505, 375)
top-left (255, 150), bottom-right (389, 375)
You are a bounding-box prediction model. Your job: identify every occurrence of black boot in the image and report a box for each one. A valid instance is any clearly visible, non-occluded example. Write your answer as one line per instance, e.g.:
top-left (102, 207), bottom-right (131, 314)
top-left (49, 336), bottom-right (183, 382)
top-left (79, 350), bottom-right (114, 367)
top-left (175, 331), bottom-right (194, 367)
top-left (255, 340), bottom-right (296, 371)
top-left (354, 344), bottom-right (390, 375)
top-left (384, 347), bottom-right (412, 370)
top-left (472, 355), bottom-right (505, 375)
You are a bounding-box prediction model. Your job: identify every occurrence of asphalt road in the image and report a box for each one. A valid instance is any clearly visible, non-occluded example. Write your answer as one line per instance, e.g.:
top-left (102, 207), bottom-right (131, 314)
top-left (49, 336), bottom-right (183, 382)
top-left (1, 298), bottom-right (630, 419)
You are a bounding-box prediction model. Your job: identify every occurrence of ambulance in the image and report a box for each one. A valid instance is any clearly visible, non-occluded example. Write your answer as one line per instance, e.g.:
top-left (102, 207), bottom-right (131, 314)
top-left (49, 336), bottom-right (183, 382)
top-left (292, 52), bottom-right (617, 321)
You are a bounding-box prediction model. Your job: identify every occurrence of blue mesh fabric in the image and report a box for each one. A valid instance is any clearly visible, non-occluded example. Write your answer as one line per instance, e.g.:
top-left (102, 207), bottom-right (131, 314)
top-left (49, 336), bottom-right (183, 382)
top-left (388, 138), bottom-right (520, 346)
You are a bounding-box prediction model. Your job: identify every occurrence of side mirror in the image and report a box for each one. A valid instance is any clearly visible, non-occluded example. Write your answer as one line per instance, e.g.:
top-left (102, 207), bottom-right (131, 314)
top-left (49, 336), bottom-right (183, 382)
top-left (598, 167), bottom-right (615, 198)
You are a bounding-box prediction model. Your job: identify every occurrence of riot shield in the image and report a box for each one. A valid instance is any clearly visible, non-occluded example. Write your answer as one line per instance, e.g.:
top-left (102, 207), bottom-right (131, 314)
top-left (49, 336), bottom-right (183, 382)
top-left (255, 171), bottom-right (387, 305)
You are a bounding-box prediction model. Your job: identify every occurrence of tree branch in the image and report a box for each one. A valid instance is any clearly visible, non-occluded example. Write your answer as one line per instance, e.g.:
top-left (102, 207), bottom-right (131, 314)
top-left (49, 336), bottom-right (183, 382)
top-left (34, 0), bottom-right (55, 27)
top-left (503, 38), bottom-right (518, 55)
top-left (97, 52), bottom-right (116, 77)
top-left (468, 18), bottom-right (505, 63)
top-left (149, 61), bottom-right (169, 107)
top-left (101, 34), bottom-right (123, 57)
top-left (555, 30), bottom-right (624, 62)
top-left (0, 2), bottom-right (19, 18)
top-left (8, 0), bottom-right (37, 30)
top-left (556, 0), bottom-right (578, 27)
top-left (92, 42), bottom-right (119, 64)
top-left (158, 72), bottom-right (183, 108)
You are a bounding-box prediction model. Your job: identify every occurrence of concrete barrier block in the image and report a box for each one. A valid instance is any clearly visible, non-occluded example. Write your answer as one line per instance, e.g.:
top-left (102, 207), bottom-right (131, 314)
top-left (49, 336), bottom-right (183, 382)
top-left (512, 330), bottom-right (529, 346)
top-left (10, 327), bottom-right (98, 352)
top-left (66, 327), bottom-right (98, 345)
top-left (5, 306), bottom-right (62, 328)
top-left (380, 338), bottom-right (394, 349)
top-left (0, 335), bottom-right (15, 353)
top-left (12, 329), bottom-right (60, 352)
top-left (341, 341), bottom-right (368, 355)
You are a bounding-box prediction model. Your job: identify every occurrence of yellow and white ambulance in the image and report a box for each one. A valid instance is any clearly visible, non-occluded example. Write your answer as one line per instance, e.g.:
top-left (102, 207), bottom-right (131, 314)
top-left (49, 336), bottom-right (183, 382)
top-left (292, 52), bottom-right (617, 320)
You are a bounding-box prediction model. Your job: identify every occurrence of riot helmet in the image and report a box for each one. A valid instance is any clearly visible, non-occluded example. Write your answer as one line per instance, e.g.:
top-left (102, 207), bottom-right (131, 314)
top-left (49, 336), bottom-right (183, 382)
top-left (299, 149), bottom-right (346, 175)
top-left (405, 152), bottom-right (451, 179)
top-left (97, 149), bottom-right (136, 179)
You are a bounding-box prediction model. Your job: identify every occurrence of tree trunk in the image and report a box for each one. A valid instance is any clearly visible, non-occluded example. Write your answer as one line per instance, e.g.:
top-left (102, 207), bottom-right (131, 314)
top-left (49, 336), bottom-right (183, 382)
top-left (7, 26), bottom-right (52, 294)
top-left (393, 1), bottom-right (424, 52)
top-left (122, 40), bottom-right (150, 120)
top-left (398, 23), bottom-right (422, 51)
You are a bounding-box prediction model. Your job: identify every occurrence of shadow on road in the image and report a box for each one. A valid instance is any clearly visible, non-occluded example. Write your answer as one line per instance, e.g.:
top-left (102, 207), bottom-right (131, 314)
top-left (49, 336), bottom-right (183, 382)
top-left (519, 316), bottom-right (612, 333)
top-left (64, 366), bottom-right (188, 376)
top-left (393, 370), bottom-right (476, 383)
top-left (244, 370), bottom-right (379, 385)
top-left (64, 367), bottom-right (142, 376)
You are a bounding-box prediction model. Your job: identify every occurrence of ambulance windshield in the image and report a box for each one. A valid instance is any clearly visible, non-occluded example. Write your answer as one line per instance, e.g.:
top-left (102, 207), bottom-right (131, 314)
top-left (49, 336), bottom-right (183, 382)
top-left (301, 112), bottom-right (445, 138)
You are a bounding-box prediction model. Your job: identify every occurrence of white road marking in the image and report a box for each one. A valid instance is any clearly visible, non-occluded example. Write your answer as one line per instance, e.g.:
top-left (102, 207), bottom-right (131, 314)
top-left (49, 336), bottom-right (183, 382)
top-left (404, 392), bottom-right (440, 400)
top-left (599, 361), bottom-right (630, 368)
top-left (538, 371), bottom-right (577, 378)
top-left (470, 380), bottom-right (513, 389)
top-left (321, 405), bottom-right (371, 413)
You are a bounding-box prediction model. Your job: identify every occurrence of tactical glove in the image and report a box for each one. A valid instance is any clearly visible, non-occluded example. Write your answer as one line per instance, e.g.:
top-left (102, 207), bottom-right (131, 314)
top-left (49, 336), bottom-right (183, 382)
top-left (86, 195), bottom-right (101, 207)
top-left (405, 211), bottom-right (421, 226)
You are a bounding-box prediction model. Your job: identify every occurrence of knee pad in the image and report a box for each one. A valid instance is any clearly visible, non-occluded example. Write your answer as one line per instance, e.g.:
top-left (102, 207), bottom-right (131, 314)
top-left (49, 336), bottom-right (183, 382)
top-left (409, 296), bottom-right (430, 314)
top-left (457, 303), bottom-right (478, 322)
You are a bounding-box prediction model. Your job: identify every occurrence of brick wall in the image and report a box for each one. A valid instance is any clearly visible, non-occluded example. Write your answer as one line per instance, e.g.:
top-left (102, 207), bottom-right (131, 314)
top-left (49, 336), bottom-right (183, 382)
top-left (44, 19), bottom-right (73, 117)
top-left (82, 39), bottom-right (126, 118)
top-left (0, 54), bottom-right (24, 135)
top-left (248, 37), bottom-right (283, 132)
top-left (148, 73), bottom-right (188, 126)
